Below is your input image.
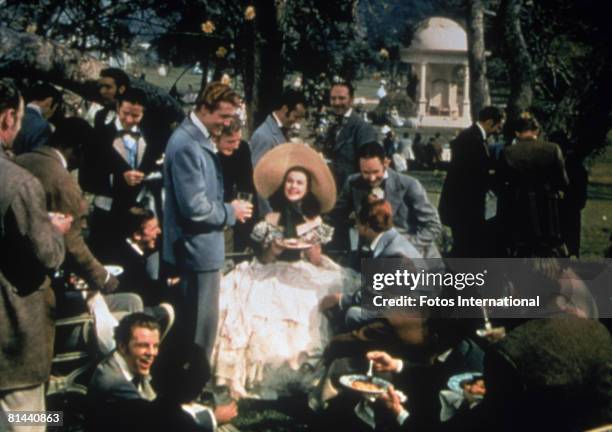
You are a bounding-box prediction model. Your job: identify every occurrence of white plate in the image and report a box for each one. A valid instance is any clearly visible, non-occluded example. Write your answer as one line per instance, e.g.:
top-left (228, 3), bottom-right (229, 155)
top-left (447, 372), bottom-right (483, 393)
top-left (281, 239), bottom-right (313, 250)
top-left (104, 265), bottom-right (124, 277)
top-left (339, 374), bottom-right (391, 395)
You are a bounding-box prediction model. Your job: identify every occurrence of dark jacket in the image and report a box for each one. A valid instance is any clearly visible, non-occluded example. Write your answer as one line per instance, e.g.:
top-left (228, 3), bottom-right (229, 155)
top-left (0, 149), bottom-right (65, 391)
top-left (12, 106), bottom-right (52, 155)
top-left (329, 111), bottom-right (378, 188)
top-left (438, 124), bottom-right (491, 228)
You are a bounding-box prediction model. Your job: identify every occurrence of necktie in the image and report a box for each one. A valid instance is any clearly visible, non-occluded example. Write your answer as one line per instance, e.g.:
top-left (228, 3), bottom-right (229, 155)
top-left (118, 130), bottom-right (141, 140)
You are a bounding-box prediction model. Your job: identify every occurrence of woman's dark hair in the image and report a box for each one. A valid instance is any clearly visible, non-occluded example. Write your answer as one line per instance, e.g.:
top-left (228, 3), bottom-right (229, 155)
top-left (268, 166), bottom-right (320, 218)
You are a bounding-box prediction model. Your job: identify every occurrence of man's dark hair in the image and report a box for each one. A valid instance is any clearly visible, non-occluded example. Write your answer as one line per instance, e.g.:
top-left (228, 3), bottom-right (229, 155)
top-left (100, 67), bottom-right (130, 90)
top-left (117, 86), bottom-right (148, 108)
top-left (125, 206), bottom-right (156, 236)
top-left (513, 116), bottom-right (540, 134)
top-left (330, 81), bottom-right (355, 98)
top-left (195, 81), bottom-right (239, 112)
top-left (0, 79), bottom-right (21, 112)
top-left (25, 83), bottom-right (62, 106)
top-left (47, 117), bottom-right (93, 153)
top-left (274, 88), bottom-right (306, 113)
top-left (357, 141), bottom-right (386, 162)
top-left (115, 313), bottom-right (160, 347)
top-left (478, 106), bottom-right (504, 124)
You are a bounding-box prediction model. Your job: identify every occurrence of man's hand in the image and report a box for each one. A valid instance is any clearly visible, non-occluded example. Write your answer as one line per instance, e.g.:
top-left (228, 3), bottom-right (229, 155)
top-left (49, 212), bottom-right (73, 235)
top-left (319, 292), bottom-right (342, 311)
top-left (231, 199), bottom-right (253, 223)
top-left (367, 351), bottom-right (401, 373)
top-left (378, 386), bottom-right (404, 417)
top-left (123, 170), bottom-right (145, 187)
top-left (214, 401), bottom-right (238, 424)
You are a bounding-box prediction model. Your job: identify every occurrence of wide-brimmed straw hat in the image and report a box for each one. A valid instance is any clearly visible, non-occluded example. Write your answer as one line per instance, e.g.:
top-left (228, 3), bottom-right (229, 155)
top-left (253, 143), bottom-right (337, 213)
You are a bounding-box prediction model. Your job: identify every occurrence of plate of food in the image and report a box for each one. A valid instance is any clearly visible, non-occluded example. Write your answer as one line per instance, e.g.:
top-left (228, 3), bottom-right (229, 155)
top-left (104, 265), bottom-right (124, 277)
top-left (447, 372), bottom-right (484, 394)
top-left (280, 238), bottom-right (313, 250)
top-left (339, 374), bottom-right (391, 395)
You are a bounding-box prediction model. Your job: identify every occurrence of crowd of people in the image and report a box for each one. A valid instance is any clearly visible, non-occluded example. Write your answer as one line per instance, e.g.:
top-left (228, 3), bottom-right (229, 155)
top-left (0, 67), bottom-right (610, 432)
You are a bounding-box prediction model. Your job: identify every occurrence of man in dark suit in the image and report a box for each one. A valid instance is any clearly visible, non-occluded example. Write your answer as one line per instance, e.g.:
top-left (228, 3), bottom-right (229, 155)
top-left (249, 88), bottom-right (306, 217)
top-left (326, 81), bottom-right (378, 189)
top-left (0, 79), bottom-right (70, 421)
top-left (438, 106), bottom-right (504, 258)
top-left (111, 207), bottom-right (166, 306)
top-left (162, 82), bottom-right (253, 391)
top-left (330, 142), bottom-right (441, 258)
top-left (12, 82), bottom-right (62, 155)
top-left (83, 87), bottom-right (158, 261)
top-left (217, 115), bottom-right (256, 252)
top-left (93, 67), bottom-right (130, 131)
top-left (87, 313), bottom-right (237, 432)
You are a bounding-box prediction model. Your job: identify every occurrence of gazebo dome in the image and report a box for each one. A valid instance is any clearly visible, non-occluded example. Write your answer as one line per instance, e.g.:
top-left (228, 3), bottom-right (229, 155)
top-left (409, 17), bottom-right (467, 52)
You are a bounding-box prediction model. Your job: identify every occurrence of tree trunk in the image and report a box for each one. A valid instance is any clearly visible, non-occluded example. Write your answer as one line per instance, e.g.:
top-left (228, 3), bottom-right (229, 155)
top-left (251, 0), bottom-right (284, 131)
top-left (499, 0), bottom-right (534, 141)
top-left (0, 26), bottom-right (184, 124)
top-left (466, 0), bottom-right (491, 119)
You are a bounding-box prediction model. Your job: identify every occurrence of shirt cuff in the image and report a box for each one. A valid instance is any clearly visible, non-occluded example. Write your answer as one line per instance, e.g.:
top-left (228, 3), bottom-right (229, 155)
top-left (104, 271), bottom-right (111, 284)
top-left (395, 359), bottom-right (404, 373)
top-left (397, 409), bottom-right (410, 425)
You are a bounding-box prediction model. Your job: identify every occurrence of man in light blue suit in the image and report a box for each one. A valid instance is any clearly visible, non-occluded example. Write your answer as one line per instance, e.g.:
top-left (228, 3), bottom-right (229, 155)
top-left (162, 82), bottom-right (253, 376)
top-left (249, 88), bottom-right (306, 216)
top-left (320, 199), bottom-right (424, 330)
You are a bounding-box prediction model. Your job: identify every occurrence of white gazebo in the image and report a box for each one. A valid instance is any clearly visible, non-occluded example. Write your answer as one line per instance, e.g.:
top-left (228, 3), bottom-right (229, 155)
top-left (400, 17), bottom-right (472, 128)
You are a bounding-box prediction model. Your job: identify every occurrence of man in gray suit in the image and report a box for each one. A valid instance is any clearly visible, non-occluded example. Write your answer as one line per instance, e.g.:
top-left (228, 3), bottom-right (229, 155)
top-left (330, 142), bottom-right (441, 258)
top-left (249, 88), bottom-right (306, 165)
top-left (87, 313), bottom-right (237, 431)
top-left (326, 81), bottom-right (377, 189)
top-left (249, 88), bottom-right (306, 216)
top-left (321, 199), bottom-right (423, 330)
top-left (162, 82), bottom-right (252, 380)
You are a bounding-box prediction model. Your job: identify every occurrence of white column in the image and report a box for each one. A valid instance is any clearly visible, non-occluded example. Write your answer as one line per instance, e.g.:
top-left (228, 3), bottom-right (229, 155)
top-left (418, 62), bottom-right (427, 116)
top-left (462, 64), bottom-right (471, 120)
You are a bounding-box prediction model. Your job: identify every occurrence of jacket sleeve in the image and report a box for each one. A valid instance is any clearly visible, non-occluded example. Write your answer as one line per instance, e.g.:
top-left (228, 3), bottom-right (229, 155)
top-left (170, 142), bottom-right (235, 228)
top-left (10, 177), bottom-right (65, 275)
top-left (60, 183), bottom-right (110, 292)
top-left (403, 178), bottom-right (442, 248)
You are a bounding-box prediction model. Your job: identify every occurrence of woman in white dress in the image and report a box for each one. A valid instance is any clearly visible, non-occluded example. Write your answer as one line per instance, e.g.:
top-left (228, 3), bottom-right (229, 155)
top-left (211, 144), bottom-right (358, 399)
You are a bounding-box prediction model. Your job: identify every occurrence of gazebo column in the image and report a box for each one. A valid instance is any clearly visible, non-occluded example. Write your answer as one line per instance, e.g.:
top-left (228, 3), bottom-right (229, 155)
top-left (418, 62), bottom-right (428, 117)
top-left (462, 64), bottom-right (471, 120)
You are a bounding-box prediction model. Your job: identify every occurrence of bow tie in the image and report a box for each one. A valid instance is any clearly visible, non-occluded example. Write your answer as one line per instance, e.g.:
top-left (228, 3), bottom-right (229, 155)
top-left (118, 130), bottom-right (141, 140)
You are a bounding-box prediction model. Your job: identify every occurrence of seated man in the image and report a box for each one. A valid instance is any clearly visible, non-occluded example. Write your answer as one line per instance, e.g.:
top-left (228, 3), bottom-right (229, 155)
top-left (320, 198), bottom-right (422, 330)
top-left (372, 315), bottom-right (612, 432)
top-left (111, 206), bottom-right (167, 306)
top-left (329, 142), bottom-right (441, 258)
top-left (87, 313), bottom-right (237, 432)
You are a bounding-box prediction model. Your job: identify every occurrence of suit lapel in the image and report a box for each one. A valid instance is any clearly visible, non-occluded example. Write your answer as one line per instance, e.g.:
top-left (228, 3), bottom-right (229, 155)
top-left (333, 113), bottom-right (356, 152)
top-left (112, 137), bottom-right (130, 165)
top-left (136, 136), bottom-right (147, 167)
top-left (384, 170), bottom-right (403, 212)
top-left (268, 115), bottom-right (285, 144)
